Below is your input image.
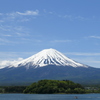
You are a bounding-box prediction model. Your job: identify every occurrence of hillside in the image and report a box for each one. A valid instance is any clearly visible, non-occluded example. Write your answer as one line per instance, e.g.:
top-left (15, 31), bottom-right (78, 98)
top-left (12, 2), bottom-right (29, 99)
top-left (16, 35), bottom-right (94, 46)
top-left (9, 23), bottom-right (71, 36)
top-left (23, 80), bottom-right (85, 94)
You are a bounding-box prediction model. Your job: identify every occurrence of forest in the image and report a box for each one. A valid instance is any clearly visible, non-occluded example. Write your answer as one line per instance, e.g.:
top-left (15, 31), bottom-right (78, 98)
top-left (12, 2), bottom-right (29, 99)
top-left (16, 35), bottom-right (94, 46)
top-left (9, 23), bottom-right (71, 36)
top-left (23, 80), bottom-right (85, 94)
top-left (0, 80), bottom-right (100, 94)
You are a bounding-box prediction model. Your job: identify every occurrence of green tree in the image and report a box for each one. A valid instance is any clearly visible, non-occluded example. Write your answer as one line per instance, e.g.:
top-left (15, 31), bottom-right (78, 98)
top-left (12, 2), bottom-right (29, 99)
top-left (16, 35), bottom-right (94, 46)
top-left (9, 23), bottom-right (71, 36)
top-left (23, 79), bottom-right (85, 94)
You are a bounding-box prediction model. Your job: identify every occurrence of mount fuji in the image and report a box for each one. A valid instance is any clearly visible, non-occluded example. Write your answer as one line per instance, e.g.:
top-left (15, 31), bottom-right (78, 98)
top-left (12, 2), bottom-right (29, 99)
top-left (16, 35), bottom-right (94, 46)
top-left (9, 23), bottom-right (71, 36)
top-left (0, 48), bottom-right (100, 85)
top-left (9, 48), bottom-right (88, 68)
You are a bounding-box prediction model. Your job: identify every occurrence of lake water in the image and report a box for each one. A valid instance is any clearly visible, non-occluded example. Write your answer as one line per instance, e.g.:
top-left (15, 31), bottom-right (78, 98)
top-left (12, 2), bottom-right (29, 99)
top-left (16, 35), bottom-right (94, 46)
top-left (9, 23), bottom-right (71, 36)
top-left (0, 93), bottom-right (100, 100)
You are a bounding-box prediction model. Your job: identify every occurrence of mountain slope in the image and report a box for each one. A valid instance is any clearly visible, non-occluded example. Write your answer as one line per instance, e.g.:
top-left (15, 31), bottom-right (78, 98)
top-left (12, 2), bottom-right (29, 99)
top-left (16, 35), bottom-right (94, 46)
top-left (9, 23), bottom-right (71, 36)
top-left (0, 65), bottom-right (100, 85)
top-left (0, 48), bottom-right (100, 85)
top-left (9, 48), bottom-right (88, 68)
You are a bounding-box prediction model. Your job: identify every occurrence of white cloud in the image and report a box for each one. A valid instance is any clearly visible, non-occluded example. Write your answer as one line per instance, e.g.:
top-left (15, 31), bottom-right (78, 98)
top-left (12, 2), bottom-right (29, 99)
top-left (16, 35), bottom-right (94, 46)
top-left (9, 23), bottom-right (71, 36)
top-left (14, 26), bottom-right (26, 31)
top-left (0, 58), bottom-right (23, 69)
top-left (49, 12), bottom-right (53, 14)
top-left (59, 15), bottom-right (72, 21)
top-left (63, 15), bottom-right (72, 20)
top-left (59, 14), bottom-right (87, 21)
top-left (0, 25), bottom-right (29, 37)
top-left (1, 10), bottom-right (39, 23)
top-left (2, 34), bottom-right (12, 37)
top-left (16, 10), bottom-right (39, 16)
top-left (0, 37), bottom-right (22, 45)
top-left (0, 51), bottom-right (38, 68)
top-left (75, 16), bottom-right (86, 20)
top-left (0, 25), bottom-right (11, 31)
top-left (89, 36), bottom-right (100, 39)
top-left (0, 38), bottom-right (10, 43)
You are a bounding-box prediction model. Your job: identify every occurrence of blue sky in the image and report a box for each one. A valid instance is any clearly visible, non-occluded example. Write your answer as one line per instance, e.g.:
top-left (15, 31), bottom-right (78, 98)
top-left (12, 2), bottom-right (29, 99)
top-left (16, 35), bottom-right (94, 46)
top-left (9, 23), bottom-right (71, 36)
top-left (0, 0), bottom-right (100, 68)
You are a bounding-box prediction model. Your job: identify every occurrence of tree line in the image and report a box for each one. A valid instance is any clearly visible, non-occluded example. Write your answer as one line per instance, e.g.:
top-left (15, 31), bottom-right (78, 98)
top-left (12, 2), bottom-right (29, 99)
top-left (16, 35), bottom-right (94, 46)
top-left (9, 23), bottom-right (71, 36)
top-left (0, 86), bottom-right (26, 93)
top-left (0, 80), bottom-right (100, 94)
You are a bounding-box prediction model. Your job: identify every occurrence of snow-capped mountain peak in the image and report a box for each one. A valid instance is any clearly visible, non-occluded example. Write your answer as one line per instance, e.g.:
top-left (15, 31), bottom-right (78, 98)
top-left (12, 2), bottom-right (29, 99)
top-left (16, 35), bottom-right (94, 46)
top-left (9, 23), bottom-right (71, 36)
top-left (9, 48), bottom-right (88, 68)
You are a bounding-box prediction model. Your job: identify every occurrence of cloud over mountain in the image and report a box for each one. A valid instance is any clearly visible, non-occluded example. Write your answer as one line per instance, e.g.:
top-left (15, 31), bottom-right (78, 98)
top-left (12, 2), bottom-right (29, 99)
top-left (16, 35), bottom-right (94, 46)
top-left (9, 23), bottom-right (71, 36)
top-left (0, 58), bottom-right (23, 69)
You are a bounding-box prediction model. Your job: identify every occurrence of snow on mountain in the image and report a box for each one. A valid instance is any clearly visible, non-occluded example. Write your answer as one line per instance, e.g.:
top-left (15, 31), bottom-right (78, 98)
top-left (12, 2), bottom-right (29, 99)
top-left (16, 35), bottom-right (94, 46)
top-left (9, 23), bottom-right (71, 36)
top-left (9, 48), bottom-right (88, 68)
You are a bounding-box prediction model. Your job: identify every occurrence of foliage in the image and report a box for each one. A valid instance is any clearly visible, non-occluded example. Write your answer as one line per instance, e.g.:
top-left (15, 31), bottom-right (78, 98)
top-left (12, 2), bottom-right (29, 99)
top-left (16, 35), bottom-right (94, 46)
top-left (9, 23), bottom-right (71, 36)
top-left (0, 86), bottom-right (26, 93)
top-left (23, 80), bottom-right (85, 94)
top-left (0, 80), bottom-right (100, 94)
